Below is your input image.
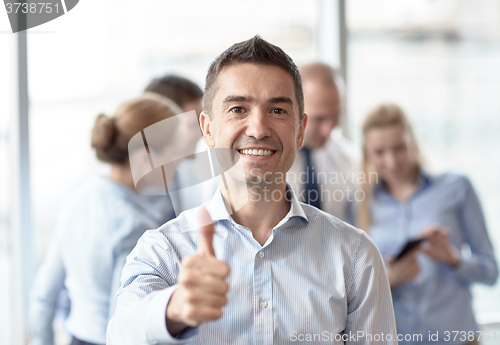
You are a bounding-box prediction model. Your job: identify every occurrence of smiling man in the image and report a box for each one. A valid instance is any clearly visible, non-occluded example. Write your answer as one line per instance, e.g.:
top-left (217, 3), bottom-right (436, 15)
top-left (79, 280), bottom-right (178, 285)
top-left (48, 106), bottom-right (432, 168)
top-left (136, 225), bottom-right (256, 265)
top-left (106, 36), bottom-right (397, 345)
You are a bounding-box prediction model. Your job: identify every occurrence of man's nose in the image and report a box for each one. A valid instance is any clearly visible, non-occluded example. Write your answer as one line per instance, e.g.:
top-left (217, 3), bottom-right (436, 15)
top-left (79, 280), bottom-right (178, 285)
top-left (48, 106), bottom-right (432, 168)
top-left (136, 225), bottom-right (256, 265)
top-left (245, 111), bottom-right (272, 140)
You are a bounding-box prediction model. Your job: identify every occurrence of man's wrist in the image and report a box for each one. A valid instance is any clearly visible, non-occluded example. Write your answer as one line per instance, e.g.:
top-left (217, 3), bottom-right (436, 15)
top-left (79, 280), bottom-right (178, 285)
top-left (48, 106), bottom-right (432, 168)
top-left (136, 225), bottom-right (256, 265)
top-left (166, 319), bottom-right (189, 338)
top-left (166, 290), bottom-right (189, 337)
top-left (144, 285), bottom-right (194, 343)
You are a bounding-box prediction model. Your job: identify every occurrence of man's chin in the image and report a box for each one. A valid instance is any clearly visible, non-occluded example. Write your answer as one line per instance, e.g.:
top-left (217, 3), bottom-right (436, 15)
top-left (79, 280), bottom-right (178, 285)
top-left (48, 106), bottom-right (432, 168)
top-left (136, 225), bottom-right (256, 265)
top-left (246, 171), bottom-right (284, 185)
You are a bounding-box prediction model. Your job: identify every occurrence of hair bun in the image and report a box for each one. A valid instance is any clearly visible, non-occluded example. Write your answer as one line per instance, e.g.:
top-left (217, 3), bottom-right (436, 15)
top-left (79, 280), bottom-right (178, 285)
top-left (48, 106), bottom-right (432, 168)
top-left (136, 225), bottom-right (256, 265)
top-left (91, 114), bottom-right (116, 150)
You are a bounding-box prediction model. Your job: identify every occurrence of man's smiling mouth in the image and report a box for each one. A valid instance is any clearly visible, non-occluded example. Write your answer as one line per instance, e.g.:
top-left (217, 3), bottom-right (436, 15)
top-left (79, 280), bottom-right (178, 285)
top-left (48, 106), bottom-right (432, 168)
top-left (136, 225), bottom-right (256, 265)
top-left (238, 149), bottom-right (276, 156)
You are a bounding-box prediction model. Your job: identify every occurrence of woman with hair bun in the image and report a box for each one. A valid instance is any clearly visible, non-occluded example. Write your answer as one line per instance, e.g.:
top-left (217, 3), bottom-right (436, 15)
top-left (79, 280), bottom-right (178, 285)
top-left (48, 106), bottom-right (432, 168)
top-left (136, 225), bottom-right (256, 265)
top-left (29, 93), bottom-right (185, 345)
top-left (358, 103), bottom-right (498, 345)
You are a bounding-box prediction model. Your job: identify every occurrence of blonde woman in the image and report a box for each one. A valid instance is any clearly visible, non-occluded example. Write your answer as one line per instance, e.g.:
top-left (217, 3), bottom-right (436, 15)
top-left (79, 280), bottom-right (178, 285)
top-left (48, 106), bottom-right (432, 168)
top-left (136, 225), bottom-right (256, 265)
top-left (29, 93), bottom-right (184, 345)
top-left (359, 103), bottom-right (498, 345)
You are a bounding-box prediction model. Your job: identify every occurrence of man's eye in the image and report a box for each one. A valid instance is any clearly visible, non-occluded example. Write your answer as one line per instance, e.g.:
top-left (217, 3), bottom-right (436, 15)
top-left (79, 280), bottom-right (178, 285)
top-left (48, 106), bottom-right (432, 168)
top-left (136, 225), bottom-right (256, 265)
top-left (230, 107), bottom-right (244, 114)
top-left (272, 108), bottom-right (286, 115)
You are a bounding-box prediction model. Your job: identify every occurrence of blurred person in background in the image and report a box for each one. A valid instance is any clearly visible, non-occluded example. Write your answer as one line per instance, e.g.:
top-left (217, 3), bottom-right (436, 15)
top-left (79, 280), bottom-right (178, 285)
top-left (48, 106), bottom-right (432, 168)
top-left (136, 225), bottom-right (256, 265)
top-left (144, 74), bottom-right (203, 156)
top-left (29, 93), bottom-right (184, 345)
top-left (287, 62), bottom-right (358, 222)
top-left (358, 103), bottom-right (498, 345)
top-left (145, 74), bottom-right (209, 212)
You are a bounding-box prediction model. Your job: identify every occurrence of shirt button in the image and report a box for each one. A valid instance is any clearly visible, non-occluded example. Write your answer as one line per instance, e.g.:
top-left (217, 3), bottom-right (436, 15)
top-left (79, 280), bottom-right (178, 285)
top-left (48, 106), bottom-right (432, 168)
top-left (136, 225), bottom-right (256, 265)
top-left (258, 251), bottom-right (265, 259)
top-left (259, 299), bottom-right (267, 308)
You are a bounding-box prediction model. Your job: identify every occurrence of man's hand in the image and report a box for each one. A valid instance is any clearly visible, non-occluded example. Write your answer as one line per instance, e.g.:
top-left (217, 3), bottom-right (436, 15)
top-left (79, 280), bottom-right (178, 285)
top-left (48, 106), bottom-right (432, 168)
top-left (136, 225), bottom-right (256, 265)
top-left (420, 225), bottom-right (461, 267)
top-left (386, 250), bottom-right (420, 288)
top-left (165, 207), bottom-right (230, 336)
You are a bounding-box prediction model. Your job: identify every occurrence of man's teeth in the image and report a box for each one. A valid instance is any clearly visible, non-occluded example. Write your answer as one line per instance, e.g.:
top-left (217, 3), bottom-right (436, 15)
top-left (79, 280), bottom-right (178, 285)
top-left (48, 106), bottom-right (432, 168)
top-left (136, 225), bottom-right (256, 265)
top-left (239, 149), bottom-right (274, 156)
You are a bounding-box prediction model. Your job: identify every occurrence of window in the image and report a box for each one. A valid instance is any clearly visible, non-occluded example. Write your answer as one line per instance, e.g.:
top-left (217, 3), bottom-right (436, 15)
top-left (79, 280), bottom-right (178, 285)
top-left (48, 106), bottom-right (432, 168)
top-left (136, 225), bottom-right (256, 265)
top-left (0, 34), bottom-right (17, 345)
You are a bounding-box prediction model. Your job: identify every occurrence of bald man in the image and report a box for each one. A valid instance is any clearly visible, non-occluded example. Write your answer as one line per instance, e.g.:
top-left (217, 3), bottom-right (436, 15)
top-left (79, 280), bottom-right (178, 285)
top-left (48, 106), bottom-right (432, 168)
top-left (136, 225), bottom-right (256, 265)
top-left (287, 62), bottom-right (359, 222)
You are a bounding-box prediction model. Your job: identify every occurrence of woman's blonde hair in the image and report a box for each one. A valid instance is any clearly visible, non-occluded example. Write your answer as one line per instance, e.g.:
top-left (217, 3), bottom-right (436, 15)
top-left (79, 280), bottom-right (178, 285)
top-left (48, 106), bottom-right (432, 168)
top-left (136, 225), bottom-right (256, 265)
top-left (357, 103), bottom-right (424, 230)
top-left (91, 92), bottom-right (182, 164)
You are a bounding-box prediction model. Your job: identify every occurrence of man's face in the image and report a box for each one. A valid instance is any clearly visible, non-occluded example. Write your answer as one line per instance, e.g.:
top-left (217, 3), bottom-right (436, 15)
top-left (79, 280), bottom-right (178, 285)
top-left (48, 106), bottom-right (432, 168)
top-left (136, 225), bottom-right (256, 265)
top-left (200, 63), bottom-right (306, 185)
top-left (302, 81), bottom-right (340, 149)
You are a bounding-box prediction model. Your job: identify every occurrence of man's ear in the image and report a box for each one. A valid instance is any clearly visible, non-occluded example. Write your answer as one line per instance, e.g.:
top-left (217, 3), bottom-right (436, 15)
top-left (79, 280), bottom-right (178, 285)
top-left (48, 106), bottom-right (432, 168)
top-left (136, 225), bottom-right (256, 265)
top-left (200, 111), bottom-right (215, 147)
top-left (297, 113), bottom-right (308, 150)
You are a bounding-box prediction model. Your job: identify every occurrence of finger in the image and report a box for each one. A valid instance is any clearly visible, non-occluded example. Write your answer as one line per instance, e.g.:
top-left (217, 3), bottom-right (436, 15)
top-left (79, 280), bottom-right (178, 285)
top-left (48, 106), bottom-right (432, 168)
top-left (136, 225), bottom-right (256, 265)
top-left (422, 224), bottom-right (441, 237)
top-left (420, 225), bottom-right (433, 236)
top-left (420, 241), bottom-right (433, 251)
top-left (408, 246), bottom-right (421, 255)
top-left (398, 250), bottom-right (417, 264)
top-left (409, 271), bottom-right (419, 279)
top-left (179, 271), bottom-right (229, 294)
top-left (412, 266), bottom-right (420, 276)
top-left (438, 230), bottom-right (450, 241)
top-left (430, 223), bottom-right (449, 233)
top-left (401, 258), bottom-right (417, 268)
top-left (197, 207), bottom-right (216, 257)
top-left (184, 290), bottom-right (228, 308)
top-left (420, 247), bottom-right (432, 258)
top-left (183, 255), bottom-right (230, 278)
top-left (422, 229), bottom-right (435, 239)
top-left (409, 260), bottom-right (420, 269)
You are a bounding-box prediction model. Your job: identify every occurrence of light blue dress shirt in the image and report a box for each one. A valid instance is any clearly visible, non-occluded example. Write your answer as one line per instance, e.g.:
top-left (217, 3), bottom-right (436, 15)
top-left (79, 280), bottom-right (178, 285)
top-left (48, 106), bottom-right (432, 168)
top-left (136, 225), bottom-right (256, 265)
top-left (29, 176), bottom-right (175, 345)
top-left (107, 185), bottom-right (398, 344)
top-left (368, 171), bottom-right (498, 345)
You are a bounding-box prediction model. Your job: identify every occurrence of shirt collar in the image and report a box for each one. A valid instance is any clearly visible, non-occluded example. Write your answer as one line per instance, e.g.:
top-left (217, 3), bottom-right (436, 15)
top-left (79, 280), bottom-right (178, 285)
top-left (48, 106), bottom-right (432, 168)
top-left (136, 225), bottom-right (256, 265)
top-left (205, 183), bottom-right (308, 223)
top-left (373, 168), bottom-right (433, 197)
top-left (204, 186), bottom-right (231, 222)
top-left (286, 183), bottom-right (309, 221)
top-left (418, 169), bottom-right (433, 189)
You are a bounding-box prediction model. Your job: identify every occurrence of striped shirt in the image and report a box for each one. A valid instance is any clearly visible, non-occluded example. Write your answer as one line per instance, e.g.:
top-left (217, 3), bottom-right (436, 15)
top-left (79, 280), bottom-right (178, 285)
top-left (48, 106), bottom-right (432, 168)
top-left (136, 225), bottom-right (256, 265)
top-left (107, 185), bottom-right (397, 344)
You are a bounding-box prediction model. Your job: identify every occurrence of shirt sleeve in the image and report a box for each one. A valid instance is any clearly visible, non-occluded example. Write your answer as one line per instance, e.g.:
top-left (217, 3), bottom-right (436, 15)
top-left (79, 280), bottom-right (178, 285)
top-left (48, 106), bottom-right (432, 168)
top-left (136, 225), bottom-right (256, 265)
top-left (107, 222), bottom-right (152, 323)
top-left (454, 177), bottom-right (499, 285)
top-left (29, 236), bottom-right (66, 345)
top-left (107, 251), bottom-right (127, 323)
top-left (106, 230), bottom-right (198, 345)
top-left (344, 233), bottom-right (398, 345)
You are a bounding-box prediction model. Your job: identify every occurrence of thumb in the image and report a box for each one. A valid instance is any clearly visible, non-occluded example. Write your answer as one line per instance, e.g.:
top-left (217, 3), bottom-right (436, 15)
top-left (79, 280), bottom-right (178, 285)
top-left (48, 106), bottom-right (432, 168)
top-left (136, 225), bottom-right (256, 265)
top-left (196, 207), bottom-right (215, 257)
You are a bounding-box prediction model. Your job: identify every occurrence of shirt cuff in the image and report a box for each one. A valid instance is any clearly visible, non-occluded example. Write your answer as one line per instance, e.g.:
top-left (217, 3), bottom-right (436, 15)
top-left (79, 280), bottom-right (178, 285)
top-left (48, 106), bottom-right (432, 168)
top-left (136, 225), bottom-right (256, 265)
top-left (453, 255), bottom-right (479, 282)
top-left (145, 285), bottom-right (198, 344)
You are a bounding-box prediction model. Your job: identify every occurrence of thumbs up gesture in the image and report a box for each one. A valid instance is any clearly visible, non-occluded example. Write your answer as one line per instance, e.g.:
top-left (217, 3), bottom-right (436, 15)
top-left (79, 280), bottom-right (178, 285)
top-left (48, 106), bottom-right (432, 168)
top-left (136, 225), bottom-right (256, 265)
top-left (166, 207), bottom-right (230, 334)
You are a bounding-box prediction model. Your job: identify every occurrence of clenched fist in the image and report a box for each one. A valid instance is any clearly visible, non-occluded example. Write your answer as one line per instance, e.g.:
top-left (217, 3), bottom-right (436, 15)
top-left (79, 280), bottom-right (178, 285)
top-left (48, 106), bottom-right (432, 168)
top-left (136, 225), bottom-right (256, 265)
top-left (166, 207), bottom-right (230, 336)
